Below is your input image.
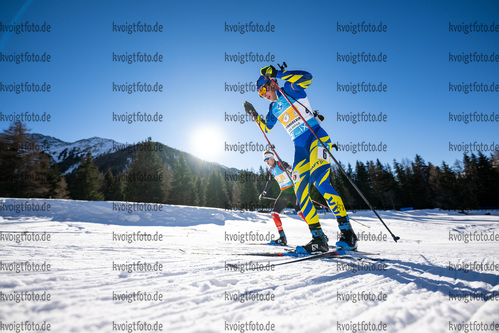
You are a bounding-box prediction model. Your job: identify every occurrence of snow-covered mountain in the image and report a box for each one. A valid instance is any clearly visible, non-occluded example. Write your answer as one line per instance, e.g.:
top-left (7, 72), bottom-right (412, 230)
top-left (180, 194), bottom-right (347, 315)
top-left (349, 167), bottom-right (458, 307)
top-left (29, 133), bottom-right (124, 173)
top-left (28, 133), bottom-right (238, 176)
top-left (1, 198), bottom-right (498, 332)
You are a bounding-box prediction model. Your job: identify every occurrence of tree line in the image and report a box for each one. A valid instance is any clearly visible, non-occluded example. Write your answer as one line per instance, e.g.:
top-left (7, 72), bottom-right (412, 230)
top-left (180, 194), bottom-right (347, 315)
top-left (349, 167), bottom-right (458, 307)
top-left (1, 121), bottom-right (498, 211)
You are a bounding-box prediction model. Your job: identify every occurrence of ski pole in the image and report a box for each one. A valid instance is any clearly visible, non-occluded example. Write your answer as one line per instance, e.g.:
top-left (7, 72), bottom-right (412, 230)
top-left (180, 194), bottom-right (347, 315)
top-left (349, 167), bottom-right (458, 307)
top-left (311, 199), bottom-right (328, 209)
top-left (349, 217), bottom-right (371, 229)
top-left (266, 196), bottom-right (368, 228)
top-left (309, 199), bottom-right (370, 228)
top-left (264, 192), bottom-right (327, 210)
top-left (247, 108), bottom-right (295, 184)
top-left (267, 75), bottom-right (400, 242)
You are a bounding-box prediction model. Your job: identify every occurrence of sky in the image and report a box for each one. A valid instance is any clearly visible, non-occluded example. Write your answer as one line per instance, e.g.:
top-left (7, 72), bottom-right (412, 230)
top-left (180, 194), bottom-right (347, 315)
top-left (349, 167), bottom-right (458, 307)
top-left (1, 0), bottom-right (498, 172)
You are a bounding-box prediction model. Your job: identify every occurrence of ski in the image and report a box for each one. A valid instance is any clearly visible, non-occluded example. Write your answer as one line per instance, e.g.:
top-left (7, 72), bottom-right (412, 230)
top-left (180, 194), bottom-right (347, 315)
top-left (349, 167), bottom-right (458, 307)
top-left (239, 248), bottom-right (378, 258)
top-left (269, 249), bottom-right (381, 267)
top-left (181, 248), bottom-right (383, 268)
top-left (244, 241), bottom-right (293, 248)
top-left (225, 249), bottom-right (382, 268)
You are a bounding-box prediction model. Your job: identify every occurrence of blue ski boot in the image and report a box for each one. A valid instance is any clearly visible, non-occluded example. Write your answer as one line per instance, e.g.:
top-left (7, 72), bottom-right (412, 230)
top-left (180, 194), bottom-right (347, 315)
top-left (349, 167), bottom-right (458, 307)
top-left (335, 216), bottom-right (358, 250)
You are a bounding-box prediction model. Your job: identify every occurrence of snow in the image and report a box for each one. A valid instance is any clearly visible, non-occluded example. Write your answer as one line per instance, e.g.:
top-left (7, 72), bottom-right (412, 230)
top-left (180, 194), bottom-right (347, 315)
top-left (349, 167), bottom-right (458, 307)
top-left (1, 198), bottom-right (499, 332)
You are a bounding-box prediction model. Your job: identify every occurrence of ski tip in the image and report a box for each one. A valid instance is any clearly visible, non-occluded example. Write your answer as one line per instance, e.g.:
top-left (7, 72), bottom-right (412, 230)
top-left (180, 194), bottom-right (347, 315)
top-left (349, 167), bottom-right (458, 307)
top-left (268, 240), bottom-right (287, 246)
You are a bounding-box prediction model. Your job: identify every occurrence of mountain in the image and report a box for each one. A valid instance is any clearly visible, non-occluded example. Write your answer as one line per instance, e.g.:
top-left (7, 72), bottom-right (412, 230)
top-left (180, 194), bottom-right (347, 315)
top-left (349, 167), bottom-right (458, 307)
top-left (29, 134), bottom-right (122, 174)
top-left (28, 133), bottom-right (239, 177)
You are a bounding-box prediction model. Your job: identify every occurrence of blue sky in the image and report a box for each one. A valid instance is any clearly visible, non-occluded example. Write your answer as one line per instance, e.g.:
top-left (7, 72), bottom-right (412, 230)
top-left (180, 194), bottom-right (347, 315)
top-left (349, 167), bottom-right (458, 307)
top-left (1, 0), bottom-right (498, 172)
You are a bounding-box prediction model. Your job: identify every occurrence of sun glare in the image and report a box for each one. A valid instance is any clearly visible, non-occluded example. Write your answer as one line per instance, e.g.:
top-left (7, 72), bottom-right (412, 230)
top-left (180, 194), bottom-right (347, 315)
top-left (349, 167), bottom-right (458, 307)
top-left (191, 126), bottom-right (224, 162)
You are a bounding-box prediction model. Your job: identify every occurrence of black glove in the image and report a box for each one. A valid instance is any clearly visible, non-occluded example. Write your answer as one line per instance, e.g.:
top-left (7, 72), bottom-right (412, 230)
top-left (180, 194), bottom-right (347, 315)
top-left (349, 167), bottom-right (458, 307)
top-left (260, 65), bottom-right (278, 78)
top-left (243, 101), bottom-right (257, 117)
top-left (258, 191), bottom-right (267, 201)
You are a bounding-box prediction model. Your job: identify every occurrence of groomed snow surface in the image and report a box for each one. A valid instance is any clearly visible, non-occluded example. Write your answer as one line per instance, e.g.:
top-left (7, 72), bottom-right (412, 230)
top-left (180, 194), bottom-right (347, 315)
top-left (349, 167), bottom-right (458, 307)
top-left (1, 198), bottom-right (498, 333)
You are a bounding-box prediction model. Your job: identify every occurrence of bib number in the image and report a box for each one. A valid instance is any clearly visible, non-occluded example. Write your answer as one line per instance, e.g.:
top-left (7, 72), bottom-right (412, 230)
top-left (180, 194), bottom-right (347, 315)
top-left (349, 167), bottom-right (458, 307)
top-left (318, 146), bottom-right (330, 163)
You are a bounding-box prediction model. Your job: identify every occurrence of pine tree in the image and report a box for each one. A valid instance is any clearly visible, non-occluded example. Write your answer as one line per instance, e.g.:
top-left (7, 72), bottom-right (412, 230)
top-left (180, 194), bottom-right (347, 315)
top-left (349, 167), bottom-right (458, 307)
top-left (367, 161), bottom-right (382, 209)
top-left (460, 154), bottom-right (480, 209)
top-left (428, 163), bottom-right (443, 208)
top-left (238, 170), bottom-right (259, 210)
top-left (375, 160), bottom-right (398, 210)
top-left (161, 164), bottom-right (171, 203)
top-left (53, 177), bottom-right (70, 199)
top-left (104, 169), bottom-right (124, 201)
top-left (442, 162), bottom-right (460, 209)
top-left (204, 171), bottom-right (229, 208)
top-left (125, 140), bottom-right (164, 203)
top-left (230, 180), bottom-right (241, 209)
top-left (103, 169), bottom-right (114, 200)
top-left (429, 162), bottom-right (457, 210)
top-left (343, 163), bottom-right (359, 210)
top-left (393, 159), bottom-right (412, 208)
top-left (257, 166), bottom-right (267, 194)
top-left (169, 153), bottom-right (194, 205)
top-left (71, 151), bottom-right (104, 201)
top-left (475, 152), bottom-right (498, 208)
top-left (0, 121), bottom-right (52, 198)
top-left (491, 150), bottom-right (499, 208)
top-left (410, 155), bottom-right (433, 209)
top-left (451, 159), bottom-right (468, 211)
top-left (47, 163), bottom-right (63, 198)
top-left (353, 161), bottom-right (374, 209)
top-left (224, 171), bottom-right (234, 206)
top-left (194, 177), bottom-right (205, 207)
top-left (191, 176), bottom-right (201, 206)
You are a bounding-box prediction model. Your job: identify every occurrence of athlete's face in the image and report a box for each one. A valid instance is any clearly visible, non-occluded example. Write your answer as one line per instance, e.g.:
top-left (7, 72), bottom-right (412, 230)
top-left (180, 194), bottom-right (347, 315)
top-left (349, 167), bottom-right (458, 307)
top-left (259, 83), bottom-right (278, 102)
top-left (265, 157), bottom-right (275, 167)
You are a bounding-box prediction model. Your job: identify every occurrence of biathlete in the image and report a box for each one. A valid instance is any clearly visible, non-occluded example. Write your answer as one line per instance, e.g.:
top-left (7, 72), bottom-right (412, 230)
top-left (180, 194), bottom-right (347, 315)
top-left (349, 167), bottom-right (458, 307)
top-left (259, 150), bottom-right (308, 246)
top-left (244, 65), bottom-right (358, 253)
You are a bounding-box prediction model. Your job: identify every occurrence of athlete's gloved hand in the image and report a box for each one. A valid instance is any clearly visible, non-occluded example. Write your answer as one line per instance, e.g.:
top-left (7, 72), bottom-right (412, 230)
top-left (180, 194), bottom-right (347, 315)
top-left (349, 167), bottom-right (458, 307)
top-left (258, 191), bottom-right (267, 201)
top-left (243, 101), bottom-right (257, 117)
top-left (260, 65), bottom-right (278, 78)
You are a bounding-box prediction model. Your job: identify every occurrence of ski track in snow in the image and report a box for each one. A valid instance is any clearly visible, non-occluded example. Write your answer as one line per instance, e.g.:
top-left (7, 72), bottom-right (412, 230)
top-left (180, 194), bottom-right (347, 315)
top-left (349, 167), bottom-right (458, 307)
top-left (0, 198), bottom-right (499, 332)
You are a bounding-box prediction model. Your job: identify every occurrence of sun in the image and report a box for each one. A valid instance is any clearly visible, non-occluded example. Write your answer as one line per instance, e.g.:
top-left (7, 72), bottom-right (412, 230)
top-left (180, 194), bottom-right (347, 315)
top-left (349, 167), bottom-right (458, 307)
top-left (190, 126), bottom-right (224, 161)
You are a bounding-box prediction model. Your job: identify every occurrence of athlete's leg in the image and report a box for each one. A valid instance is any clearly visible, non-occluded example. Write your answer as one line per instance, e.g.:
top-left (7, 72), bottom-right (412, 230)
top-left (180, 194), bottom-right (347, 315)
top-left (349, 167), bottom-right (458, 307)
top-left (270, 190), bottom-right (290, 245)
top-left (292, 144), bottom-right (319, 227)
top-left (293, 138), bottom-right (328, 252)
top-left (309, 130), bottom-right (348, 218)
top-left (308, 127), bottom-right (357, 250)
top-left (291, 192), bottom-right (307, 223)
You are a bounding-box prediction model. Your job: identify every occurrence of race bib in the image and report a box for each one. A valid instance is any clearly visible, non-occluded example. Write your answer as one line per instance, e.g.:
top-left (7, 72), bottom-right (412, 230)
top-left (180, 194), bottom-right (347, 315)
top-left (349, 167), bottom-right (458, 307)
top-left (318, 146), bottom-right (330, 163)
top-left (292, 170), bottom-right (300, 183)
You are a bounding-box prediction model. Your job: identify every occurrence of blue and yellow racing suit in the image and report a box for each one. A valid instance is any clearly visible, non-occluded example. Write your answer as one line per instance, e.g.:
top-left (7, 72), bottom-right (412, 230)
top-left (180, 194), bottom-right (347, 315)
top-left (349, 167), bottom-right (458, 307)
top-left (254, 70), bottom-right (347, 230)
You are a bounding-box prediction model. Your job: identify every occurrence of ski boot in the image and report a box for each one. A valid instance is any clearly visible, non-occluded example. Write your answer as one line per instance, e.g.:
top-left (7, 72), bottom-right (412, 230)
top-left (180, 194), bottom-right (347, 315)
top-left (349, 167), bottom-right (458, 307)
top-left (297, 229), bottom-right (329, 253)
top-left (335, 216), bottom-right (358, 250)
top-left (270, 231), bottom-right (287, 245)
